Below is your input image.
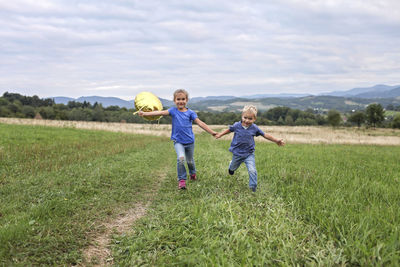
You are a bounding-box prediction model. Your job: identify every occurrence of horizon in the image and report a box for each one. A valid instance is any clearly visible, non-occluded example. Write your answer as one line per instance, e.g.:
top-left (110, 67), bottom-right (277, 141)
top-left (4, 83), bottom-right (399, 101)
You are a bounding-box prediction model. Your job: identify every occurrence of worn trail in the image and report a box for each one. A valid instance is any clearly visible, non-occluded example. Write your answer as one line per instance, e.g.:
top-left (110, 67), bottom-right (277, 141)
top-left (82, 169), bottom-right (168, 266)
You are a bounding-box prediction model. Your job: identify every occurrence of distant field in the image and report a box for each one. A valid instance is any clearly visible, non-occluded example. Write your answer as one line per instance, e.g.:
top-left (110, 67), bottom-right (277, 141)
top-left (1, 122), bottom-right (400, 265)
top-left (1, 117), bottom-right (400, 146)
top-left (385, 110), bottom-right (400, 117)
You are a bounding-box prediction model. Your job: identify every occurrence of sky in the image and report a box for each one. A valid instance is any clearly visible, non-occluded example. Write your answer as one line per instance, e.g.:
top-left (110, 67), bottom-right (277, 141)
top-left (1, 0), bottom-right (400, 100)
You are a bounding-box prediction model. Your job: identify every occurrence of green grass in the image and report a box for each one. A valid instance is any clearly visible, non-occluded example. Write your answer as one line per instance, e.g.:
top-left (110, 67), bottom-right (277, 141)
top-left (0, 123), bottom-right (174, 265)
top-left (385, 110), bottom-right (400, 117)
top-left (263, 143), bottom-right (400, 265)
top-left (112, 136), bottom-right (400, 266)
top-left (1, 123), bottom-right (400, 265)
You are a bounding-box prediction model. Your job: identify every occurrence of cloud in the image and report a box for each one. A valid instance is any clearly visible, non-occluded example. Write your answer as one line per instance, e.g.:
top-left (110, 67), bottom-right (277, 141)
top-left (0, 0), bottom-right (399, 99)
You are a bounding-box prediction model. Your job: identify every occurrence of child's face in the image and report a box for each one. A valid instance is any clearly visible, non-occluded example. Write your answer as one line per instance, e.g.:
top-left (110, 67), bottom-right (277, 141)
top-left (241, 111), bottom-right (256, 127)
top-left (174, 92), bottom-right (188, 110)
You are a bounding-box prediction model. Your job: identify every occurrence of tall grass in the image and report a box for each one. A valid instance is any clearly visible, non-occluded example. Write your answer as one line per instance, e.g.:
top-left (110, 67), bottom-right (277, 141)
top-left (112, 135), bottom-right (400, 266)
top-left (262, 143), bottom-right (400, 265)
top-left (0, 123), bottom-right (174, 265)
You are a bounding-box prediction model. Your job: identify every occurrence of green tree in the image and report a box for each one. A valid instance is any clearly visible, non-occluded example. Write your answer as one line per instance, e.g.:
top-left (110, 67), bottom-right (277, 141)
top-left (287, 109), bottom-right (301, 122)
top-left (68, 108), bottom-right (93, 121)
top-left (22, 106), bottom-right (36, 118)
top-left (285, 115), bottom-right (294, 126)
top-left (0, 97), bottom-right (9, 106)
top-left (348, 111), bottom-right (366, 127)
top-left (105, 105), bottom-right (121, 112)
top-left (327, 110), bottom-right (342, 127)
top-left (0, 106), bottom-right (11, 117)
top-left (277, 116), bottom-right (284, 125)
top-left (39, 106), bottom-right (56, 119)
top-left (392, 114), bottom-right (400, 129)
top-left (315, 114), bottom-right (327, 125)
top-left (295, 117), bottom-right (317, 126)
top-left (386, 104), bottom-right (395, 111)
top-left (92, 105), bottom-right (105, 121)
top-left (366, 103), bottom-right (384, 127)
top-left (265, 106), bottom-right (290, 121)
top-left (7, 103), bottom-right (20, 113)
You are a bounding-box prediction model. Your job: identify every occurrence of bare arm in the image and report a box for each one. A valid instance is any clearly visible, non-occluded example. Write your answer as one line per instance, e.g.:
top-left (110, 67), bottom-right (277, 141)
top-left (194, 118), bottom-right (217, 136)
top-left (263, 133), bottom-right (285, 146)
top-left (215, 128), bottom-right (231, 139)
top-left (138, 110), bottom-right (169, 117)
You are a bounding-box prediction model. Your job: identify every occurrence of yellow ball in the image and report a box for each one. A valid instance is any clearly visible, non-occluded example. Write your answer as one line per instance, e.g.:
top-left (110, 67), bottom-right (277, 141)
top-left (134, 92), bottom-right (163, 121)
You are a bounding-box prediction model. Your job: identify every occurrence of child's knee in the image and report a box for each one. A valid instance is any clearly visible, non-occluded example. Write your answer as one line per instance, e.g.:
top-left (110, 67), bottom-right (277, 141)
top-left (178, 156), bottom-right (185, 163)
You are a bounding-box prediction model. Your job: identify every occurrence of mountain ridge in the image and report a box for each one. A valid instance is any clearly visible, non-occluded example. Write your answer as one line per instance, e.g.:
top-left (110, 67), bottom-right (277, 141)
top-left (52, 84), bottom-right (400, 112)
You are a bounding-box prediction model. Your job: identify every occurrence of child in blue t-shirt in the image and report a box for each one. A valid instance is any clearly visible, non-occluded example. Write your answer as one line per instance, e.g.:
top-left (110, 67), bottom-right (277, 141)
top-left (216, 105), bottom-right (285, 192)
top-left (139, 89), bottom-right (217, 189)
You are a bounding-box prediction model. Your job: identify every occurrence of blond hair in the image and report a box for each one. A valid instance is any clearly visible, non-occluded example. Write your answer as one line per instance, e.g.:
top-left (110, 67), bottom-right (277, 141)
top-left (173, 89), bottom-right (189, 101)
top-left (242, 105), bottom-right (257, 118)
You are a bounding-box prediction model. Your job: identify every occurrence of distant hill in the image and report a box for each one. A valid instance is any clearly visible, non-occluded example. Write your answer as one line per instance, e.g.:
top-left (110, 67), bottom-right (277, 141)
top-left (159, 98), bottom-right (174, 107)
top-left (354, 86), bottom-right (400, 98)
top-left (53, 95), bottom-right (175, 109)
top-left (53, 96), bottom-right (134, 108)
top-left (190, 96), bottom-right (237, 103)
top-left (187, 95), bottom-right (400, 112)
top-left (324, 84), bottom-right (400, 98)
top-left (242, 93), bottom-right (310, 98)
top-left (51, 84), bottom-right (400, 112)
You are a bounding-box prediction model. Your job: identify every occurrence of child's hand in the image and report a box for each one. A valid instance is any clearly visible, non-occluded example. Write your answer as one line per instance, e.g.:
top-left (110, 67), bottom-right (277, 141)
top-left (138, 111), bottom-right (144, 116)
top-left (215, 133), bottom-right (222, 139)
top-left (276, 139), bottom-right (285, 146)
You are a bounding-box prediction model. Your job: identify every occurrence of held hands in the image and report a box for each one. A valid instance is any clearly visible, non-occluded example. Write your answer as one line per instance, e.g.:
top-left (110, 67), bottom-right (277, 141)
top-left (215, 132), bottom-right (223, 139)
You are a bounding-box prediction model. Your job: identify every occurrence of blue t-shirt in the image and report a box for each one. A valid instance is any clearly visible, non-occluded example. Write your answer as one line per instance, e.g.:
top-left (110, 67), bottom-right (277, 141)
top-left (228, 121), bottom-right (265, 157)
top-left (168, 107), bottom-right (198, 144)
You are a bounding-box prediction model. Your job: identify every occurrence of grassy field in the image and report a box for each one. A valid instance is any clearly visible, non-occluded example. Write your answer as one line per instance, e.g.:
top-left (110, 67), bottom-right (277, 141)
top-left (0, 123), bottom-right (174, 265)
top-left (2, 117), bottom-right (400, 145)
top-left (385, 110), bottom-right (400, 118)
top-left (1, 123), bottom-right (400, 265)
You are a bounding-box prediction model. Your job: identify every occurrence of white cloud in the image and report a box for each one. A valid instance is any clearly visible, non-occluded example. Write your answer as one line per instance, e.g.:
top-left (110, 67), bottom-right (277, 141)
top-left (0, 0), bottom-right (399, 99)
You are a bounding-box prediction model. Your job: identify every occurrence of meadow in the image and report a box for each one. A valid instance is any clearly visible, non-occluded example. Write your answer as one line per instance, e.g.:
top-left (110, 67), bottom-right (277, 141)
top-left (1, 121), bottom-right (400, 265)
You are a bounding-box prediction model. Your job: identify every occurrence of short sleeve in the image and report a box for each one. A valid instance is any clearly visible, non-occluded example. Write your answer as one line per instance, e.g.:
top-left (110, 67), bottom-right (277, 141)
top-left (190, 110), bottom-right (198, 121)
top-left (168, 107), bottom-right (175, 116)
top-left (255, 125), bottom-right (265, 136)
top-left (229, 122), bottom-right (239, 132)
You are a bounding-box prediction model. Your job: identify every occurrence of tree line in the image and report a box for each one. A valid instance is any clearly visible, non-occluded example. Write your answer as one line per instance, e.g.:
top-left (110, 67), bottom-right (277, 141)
top-left (1, 92), bottom-right (400, 128)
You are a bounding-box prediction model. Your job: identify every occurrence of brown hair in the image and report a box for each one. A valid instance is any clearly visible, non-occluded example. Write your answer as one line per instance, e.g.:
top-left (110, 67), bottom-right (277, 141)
top-left (173, 89), bottom-right (189, 101)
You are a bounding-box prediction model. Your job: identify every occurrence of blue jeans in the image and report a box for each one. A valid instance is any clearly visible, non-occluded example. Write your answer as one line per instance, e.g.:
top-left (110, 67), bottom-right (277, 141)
top-left (173, 142), bottom-right (196, 180)
top-left (229, 153), bottom-right (257, 189)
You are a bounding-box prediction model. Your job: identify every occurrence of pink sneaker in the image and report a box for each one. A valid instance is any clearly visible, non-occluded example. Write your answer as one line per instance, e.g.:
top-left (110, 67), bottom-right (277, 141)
top-left (178, 179), bottom-right (186, 190)
top-left (190, 174), bottom-right (197, 181)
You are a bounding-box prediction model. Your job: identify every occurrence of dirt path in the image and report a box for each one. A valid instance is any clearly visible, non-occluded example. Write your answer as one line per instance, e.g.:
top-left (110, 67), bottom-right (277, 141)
top-left (81, 170), bottom-right (167, 266)
top-left (82, 204), bottom-right (148, 266)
